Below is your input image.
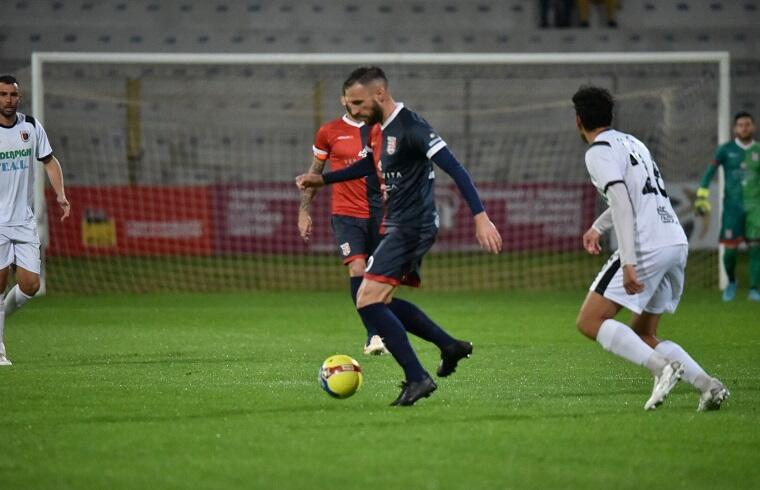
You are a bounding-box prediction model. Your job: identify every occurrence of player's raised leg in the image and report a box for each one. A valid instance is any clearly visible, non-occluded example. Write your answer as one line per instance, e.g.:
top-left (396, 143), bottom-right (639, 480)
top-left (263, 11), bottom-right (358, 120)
top-left (576, 292), bottom-right (682, 410)
top-left (356, 279), bottom-right (436, 406)
top-left (387, 297), bottom-right (472, 377)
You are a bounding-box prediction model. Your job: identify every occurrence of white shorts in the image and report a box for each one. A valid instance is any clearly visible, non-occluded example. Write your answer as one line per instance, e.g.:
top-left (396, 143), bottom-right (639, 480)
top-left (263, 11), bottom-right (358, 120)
top-left (0, 223), bottom-right (41, 274)
top-left (590, 244), bottom-right (688, 315)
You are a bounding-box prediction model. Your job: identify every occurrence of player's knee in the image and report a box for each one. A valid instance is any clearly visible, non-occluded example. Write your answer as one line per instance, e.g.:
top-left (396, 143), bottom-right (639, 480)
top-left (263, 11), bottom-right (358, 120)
top-left (575, 313), bottom-right (601, 340)
top-left (356, 290), bottom-right (379, 309)
top-left (347, 259), bottom-right (366, 277)
top-left (19, 279), bottom-right (39, 297)
top-left (356, 282), bottom-right (390, 309)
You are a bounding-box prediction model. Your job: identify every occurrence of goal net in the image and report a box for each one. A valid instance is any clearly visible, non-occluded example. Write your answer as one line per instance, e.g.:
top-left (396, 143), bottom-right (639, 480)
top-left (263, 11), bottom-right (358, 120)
top-left (30, 52), bottom-right (729, 293)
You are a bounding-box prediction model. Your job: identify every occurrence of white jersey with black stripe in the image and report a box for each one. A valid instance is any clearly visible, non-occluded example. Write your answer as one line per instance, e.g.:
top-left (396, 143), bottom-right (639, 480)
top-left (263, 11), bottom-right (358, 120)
top-left (585, 129), bottom-right (687, 253)
top-left (0, 113), bottom-right (52, 226)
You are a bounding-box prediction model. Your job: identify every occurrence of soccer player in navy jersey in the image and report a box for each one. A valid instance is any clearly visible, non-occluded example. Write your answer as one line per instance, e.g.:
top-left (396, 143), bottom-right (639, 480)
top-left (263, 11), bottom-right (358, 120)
top-left (297, 66), bottom-right (502, 406)
top-left (298, 96), bottom-right (389, 355)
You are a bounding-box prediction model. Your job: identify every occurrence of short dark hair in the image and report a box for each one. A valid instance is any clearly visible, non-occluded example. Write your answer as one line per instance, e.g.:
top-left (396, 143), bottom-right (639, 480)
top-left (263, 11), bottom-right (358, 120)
top-left (734, 111), bottom-right (754, 123)
top-left (0, 75), bottom-right (19, 85)
top-left (342, 66), bottom-right (387, 94)
top-left (572, 85), bottom-right (614, 131)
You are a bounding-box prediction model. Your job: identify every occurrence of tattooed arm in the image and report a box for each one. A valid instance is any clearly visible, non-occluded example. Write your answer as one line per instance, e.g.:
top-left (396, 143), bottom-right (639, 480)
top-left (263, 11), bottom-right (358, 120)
top-left (298, 156), bottom-right (327, 243)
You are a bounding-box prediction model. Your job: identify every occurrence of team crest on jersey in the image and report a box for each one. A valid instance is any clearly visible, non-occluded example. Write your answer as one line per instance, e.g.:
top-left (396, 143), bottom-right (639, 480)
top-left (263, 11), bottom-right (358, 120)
top-left (20, 130), bottom-right (29, 142)
top-left (753, 152), bottom-right (759, 162)
top-left (386, 136), bottom-right (397, 155)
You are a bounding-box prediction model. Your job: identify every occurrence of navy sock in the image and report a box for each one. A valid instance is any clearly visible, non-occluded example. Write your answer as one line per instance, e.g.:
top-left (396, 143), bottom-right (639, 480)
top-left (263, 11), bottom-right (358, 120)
top-left (350, 277), bottom-right (376, 340)
top-left (350, 276), bottom-right (362, 304)
top-left (357, 303), bottom-right (427, 382)
top-left (388, 298), bottom-right (455, 349)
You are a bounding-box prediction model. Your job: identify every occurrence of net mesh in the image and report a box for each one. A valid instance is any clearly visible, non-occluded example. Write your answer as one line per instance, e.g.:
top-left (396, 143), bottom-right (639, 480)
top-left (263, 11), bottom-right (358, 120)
top-left (35, 59), bottom-right (722, 293)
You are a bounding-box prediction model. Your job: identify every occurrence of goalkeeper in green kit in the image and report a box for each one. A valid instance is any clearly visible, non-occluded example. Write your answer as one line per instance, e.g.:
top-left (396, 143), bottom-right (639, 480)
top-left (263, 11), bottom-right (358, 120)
top-left (695, 112), bottom-right (760, 301)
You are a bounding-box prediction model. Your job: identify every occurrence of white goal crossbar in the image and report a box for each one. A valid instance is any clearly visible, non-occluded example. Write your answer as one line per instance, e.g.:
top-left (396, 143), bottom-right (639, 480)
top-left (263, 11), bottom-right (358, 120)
top-left (30, 51), bottom-right (731, 293)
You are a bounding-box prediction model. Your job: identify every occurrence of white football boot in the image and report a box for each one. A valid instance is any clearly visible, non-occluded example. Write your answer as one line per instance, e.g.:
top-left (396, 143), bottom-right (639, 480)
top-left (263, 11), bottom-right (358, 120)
top-left (0, 342), bottom-right (11, 366)
top-left (363, 335), bottom-right (390, 355)
top-left (644, 360), bottom-right (684, 410)
top-left (698, 378), bottom-right (730, 412)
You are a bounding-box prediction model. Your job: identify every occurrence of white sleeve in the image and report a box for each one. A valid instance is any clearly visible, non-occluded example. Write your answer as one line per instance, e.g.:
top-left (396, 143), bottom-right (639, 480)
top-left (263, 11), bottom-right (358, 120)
top-left (606, 182), bottom-right (637, 266)
top-left (34, 120), bottom-right (53, 160)
top-left (592, 208), bottom-right (613, 234)
top-left (585, 144), bottom-right (624, 194)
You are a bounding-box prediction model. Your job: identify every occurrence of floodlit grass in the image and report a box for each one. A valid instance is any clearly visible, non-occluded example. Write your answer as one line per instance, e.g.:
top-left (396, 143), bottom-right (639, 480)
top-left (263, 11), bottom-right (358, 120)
top-left (44, 249), bottom-right (720, 293)
top-left (1, 288), bottom-right (757, 489)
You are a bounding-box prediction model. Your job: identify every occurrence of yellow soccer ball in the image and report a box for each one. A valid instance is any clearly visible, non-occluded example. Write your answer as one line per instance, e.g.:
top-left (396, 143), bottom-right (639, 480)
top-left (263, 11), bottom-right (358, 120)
top-left (318, 354), bottom-right (363, 399)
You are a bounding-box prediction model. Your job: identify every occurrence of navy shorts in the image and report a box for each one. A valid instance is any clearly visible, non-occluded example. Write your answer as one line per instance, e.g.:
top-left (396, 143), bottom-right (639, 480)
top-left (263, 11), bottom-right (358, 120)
top-left (364, 223), bottom-right (437, 287)
top-left (331, 214), bottom-right (384, 265)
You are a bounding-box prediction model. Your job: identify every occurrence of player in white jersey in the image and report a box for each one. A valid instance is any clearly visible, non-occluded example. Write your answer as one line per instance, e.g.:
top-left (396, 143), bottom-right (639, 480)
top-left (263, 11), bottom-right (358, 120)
top-left (572, 86), bottom-right (729, 411)
top-left (0, 75), bottom-right (71, 366)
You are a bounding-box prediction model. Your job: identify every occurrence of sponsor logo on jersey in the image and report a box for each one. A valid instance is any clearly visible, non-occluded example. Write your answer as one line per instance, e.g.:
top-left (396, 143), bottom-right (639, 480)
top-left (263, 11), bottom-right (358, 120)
top-left (336, 135), bottom-right (353, 140)
top-left (0, 148), bottom-right (32, 159)
top-left (383, 171), bottom-right (402, 180)
top-left (386, 136), bottom-right (397, 155)
top-left (20, 130), bottom-right (29, 142)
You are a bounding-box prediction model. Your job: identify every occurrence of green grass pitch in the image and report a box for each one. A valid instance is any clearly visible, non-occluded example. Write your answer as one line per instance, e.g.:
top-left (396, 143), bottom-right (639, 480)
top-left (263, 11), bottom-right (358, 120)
top-left (1, 289), bottom-right (758, 489)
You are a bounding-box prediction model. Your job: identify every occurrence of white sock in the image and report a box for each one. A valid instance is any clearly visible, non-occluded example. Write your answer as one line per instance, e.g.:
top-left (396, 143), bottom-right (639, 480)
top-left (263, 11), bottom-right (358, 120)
top-left (596, 319), bottom-right (668, 375)
top-left (655, 340), bottom-right (712, 392)
top-left (0, 294), bottom-right (5, 354)
top-left (5, 284), bottom-right (32, 317)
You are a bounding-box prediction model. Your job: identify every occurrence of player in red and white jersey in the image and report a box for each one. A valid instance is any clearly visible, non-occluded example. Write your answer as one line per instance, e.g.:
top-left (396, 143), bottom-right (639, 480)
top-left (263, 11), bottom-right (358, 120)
top-left (298, 102), bottom-right (388, 355)
top-left (573, 86), bottom-right (728, 411)
top-left (0, 75), bottom-right (71, 366)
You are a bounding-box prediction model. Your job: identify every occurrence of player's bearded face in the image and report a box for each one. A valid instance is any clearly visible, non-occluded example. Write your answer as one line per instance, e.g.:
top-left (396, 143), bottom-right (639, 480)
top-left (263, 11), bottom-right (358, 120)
top-left (0, 84), bottom-right (19, 118)
top-left (365, 100), bottom-right (384, 125)
top-left (344, 83), bottom-right (383, 125)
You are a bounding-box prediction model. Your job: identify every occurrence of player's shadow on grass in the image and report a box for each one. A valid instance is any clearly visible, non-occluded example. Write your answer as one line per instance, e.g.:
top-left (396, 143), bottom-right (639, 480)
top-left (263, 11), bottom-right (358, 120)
top-left (37, 353), bottom-right (260, 367)
top-left (68, 405), bottom-right (337, 425)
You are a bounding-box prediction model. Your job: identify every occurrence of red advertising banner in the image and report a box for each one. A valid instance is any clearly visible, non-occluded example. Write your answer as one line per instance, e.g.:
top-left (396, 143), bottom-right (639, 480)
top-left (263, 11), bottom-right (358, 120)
top-left (47, 186), bottom-right (213, 256)
top-left (210, 182), bottom-right (335, 254)
top-left (47, 182), bottom-right (595, 257)
top-left (434, 183), bottom-right (598, 252)
top-left (210, 182), bottom-right (596, 255)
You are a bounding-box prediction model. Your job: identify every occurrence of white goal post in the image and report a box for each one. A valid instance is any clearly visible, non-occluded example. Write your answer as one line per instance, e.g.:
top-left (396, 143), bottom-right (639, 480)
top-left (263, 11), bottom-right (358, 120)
top-left (30, 51), bottom-right (730, 294)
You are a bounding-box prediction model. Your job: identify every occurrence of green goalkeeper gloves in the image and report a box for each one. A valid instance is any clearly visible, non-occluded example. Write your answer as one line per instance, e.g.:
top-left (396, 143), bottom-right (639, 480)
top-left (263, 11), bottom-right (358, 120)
top-left (694, 187), bottom-right (711, 215)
